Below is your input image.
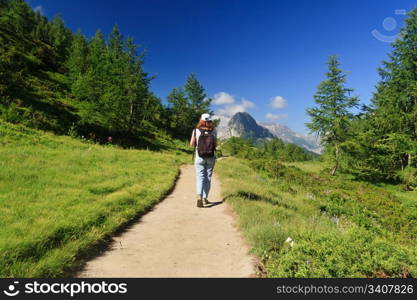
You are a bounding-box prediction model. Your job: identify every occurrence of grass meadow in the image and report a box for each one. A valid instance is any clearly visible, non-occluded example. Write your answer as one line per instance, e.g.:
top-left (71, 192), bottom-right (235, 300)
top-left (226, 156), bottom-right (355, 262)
top-left (216, 157), bottom-right (417, 277)
top-left (2, 119), bottom-right (416, 278)
top-left (0, 121), bottom-right (188, 277)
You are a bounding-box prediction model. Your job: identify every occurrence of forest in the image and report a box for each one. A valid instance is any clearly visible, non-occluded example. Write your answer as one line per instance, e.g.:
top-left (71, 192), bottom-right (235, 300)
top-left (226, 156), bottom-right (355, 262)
top-left (1, 0), bottom-right (417, 278)
top-left (0, 0), bottom-right (211, 146)
top-left (1, 0), bottom-right (416, 186)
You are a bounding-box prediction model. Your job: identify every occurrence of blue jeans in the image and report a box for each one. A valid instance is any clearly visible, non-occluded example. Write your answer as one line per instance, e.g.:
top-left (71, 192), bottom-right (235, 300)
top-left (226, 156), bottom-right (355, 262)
top-left (194, 155), bottom-right (216, 199)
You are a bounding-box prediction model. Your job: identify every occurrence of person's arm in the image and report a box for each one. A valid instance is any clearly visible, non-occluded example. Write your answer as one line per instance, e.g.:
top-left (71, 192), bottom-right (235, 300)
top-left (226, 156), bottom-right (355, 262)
top-left (190, 129), bottom-right (196, 147)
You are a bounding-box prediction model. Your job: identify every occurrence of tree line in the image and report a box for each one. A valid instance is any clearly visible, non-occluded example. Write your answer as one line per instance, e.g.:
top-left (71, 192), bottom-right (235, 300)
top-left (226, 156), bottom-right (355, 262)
top-left (306, 8), bottom-right (417, 187)
top-left (0, 0), bottom-right (210, 146)
top-left (2, 0), bottom-right (416, 187)
top-left (221, 136), bottom-right (316, 162)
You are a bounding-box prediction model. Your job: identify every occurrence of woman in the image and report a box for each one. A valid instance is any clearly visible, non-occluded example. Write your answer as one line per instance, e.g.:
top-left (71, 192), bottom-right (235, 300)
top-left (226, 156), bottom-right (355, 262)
top-left (189, 113), bottom-right (217, 208)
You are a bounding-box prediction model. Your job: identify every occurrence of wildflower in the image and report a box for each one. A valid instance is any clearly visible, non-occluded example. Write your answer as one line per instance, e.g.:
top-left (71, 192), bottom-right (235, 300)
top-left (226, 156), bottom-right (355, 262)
top-left (285, 237), bottom-right (294, 248)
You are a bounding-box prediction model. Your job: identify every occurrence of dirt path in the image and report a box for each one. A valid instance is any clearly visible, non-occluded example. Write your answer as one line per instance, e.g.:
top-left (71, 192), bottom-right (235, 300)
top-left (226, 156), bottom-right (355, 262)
top-left (77, 164), bottom-right (256, 277)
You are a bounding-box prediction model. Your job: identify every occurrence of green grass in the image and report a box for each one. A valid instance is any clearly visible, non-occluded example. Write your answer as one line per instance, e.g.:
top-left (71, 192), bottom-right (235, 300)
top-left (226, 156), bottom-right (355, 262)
top-left (283, 161), bottom-right (326, 173)
top-left (0, 121), bottom-right (189, 277)
top-left (216, 157), bottom-right (417, 278)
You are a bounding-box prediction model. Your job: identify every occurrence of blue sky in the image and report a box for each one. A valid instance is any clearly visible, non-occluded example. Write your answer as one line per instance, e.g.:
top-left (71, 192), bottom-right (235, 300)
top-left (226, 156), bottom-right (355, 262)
top-left (27, 0), bottom-right (415, 134)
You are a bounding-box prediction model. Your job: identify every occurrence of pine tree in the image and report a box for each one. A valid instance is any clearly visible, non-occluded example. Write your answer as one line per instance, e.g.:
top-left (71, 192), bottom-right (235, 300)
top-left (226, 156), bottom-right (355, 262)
top-left (370, 8), bottom-right (417, 170)
top-left (306, 55), bottom-right (358, 175)
top-left (343, 8), bottom-right (417, 184)
top-left (109, 24), bottom-right (123, 60)
top-left (0, 1), bottom-right (170, 143)
top-left (101, 24), bottom-right (126, 132)
top-left (184, 73), bottom-right (212, 123)
top-left (66, 30), bottom-right (88, 80)
top-left (33, 10), bottom-right (49, 42)
top-left (167, 73), bottom-right (212, 139)
top-left (49, 15), bottom-right (72, 66)
top-left (71, 30), bottom-right (109, 128)
top-left (123, 36), bottom-right (143, 133)
top-left (121, 36), bottom-right (152, 134)
top-left (3, 0), bottom-right (36, 35)
top-left (167, 87), bottom-right (189, 137)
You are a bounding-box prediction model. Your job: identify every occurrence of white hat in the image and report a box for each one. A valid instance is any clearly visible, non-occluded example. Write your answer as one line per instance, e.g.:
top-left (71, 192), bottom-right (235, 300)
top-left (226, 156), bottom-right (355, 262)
top-left (201, 113), bottom-right (212, 121)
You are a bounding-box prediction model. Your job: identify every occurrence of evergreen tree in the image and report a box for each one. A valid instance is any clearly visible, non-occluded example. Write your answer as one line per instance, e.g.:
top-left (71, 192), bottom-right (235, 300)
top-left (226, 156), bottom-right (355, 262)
top-left (101, 24), bottom-right (126, 132)
top-left (71, 30), bottom-right (109, 128)
top-left (185, 73), bottom-right (210, 108)
top-left (185, 73), bottom-right (211, 124)
top-left (33, 10), bottom-right (49, 42)
top-left (124, 36), bottom-right (144, 133)
top-left (306, 55), bottom-right (358, 175)
top-left (3, 0), bottom-right (36, 35)
top-left (0, 1), bottom-right (185, 145)
top-left (370, 8), bottom-right (417, 170)
top-left (345, 8), bottom-right (417, 183)
top-left (109, 24), bottom-right (123, 60)
top-left (66, 30), bottom-right (88, 79)
top-left (49, 15), bottom-right (72, 66)
top-left (167, 87), bottom-right (189, 137)
top-left (167, 73), bottom-right (212, 139)
top-left (119, 35), bottom-right (152, 134)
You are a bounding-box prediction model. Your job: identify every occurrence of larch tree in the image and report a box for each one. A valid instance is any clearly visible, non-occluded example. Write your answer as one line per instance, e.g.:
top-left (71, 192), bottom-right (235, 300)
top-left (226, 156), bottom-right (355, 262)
top-left (167, 73), bottom-right (212, 139)
top-left (370, 8), bottom-right (417, 171)
top-left (306, 55), bottom-right (359, 175)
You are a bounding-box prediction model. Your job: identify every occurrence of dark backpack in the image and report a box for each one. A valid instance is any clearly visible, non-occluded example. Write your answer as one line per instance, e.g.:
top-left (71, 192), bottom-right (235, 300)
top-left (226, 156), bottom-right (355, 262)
top-left (195, 128), bottom-right (215, 158)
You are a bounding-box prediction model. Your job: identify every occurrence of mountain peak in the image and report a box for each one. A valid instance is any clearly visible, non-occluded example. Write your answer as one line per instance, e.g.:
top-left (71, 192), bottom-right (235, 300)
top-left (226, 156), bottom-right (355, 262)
top-left (219, 112), bottom-right (273, 140)
top-left (218, 112), bottom-right (322, 154)
top-left (229, 112), bottom-right (257, 126)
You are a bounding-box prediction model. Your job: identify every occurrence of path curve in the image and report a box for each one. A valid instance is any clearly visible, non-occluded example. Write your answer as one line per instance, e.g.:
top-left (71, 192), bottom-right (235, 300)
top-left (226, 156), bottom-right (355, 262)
top-left (77, 164), bottom-right (256, 277)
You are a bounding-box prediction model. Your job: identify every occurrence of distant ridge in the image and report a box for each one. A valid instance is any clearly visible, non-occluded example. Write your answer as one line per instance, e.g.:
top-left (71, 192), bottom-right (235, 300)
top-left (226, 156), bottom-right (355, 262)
top-left (217, 112), bottom-right (322, 154)
top-left (258, 122), bottom-right (322, 154)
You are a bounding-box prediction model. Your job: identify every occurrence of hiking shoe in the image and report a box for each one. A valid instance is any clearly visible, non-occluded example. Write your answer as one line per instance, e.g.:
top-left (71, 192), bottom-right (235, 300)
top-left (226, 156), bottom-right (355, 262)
top-left (197, 199), bottom-right (203, 208)
top-left (203, 198), bottom-right (210, 205)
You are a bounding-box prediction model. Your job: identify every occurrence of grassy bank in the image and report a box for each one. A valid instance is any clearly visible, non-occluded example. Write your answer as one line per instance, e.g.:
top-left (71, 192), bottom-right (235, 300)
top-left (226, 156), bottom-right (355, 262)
top-left (216, 157), bottom-right (417, 277)
top-left (0, 121), bottom-right (189, 277)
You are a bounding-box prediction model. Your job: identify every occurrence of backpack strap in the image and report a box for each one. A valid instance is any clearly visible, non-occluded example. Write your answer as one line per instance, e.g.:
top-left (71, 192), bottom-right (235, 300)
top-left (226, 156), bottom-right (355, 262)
top-left (192, 128), bottom-right (197, 162)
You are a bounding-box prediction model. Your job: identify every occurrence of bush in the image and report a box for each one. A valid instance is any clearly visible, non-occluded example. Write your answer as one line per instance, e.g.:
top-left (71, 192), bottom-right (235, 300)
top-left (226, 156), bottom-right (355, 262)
top-left (215, 149), bottom-right (223, 158)
top-left (398, 167), bottom-right (417, 190)
top-left (268, 227), bottom-right (415, 278)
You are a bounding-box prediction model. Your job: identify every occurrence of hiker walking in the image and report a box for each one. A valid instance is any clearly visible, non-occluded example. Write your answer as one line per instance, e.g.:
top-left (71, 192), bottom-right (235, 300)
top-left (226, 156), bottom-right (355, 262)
top-left (190, 113), bottom-right (217, 207)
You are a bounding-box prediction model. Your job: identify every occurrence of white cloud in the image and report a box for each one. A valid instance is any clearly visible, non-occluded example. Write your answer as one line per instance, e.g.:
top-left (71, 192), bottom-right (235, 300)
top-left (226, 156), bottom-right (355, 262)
top-left (211, 114), bottom-right (230, 126)
top-left (265, 113), bottom-right (288, 121)
top-left (213, 92), bottom-right (235, 105)
top-left (271, 96), bottom-right (288, 109)
top-left (212, 92), bottom-right (255, 126)
top-left (241, 99), bottom-right (255, 109)
top-left (215, 100), bottom-right (255, 118)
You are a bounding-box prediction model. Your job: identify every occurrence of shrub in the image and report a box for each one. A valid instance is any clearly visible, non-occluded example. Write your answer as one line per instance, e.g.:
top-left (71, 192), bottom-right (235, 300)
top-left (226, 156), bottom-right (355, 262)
top-left (398, 167), bottom-right (417, 190)
top-left (267, 227), bottom-right (416, 278)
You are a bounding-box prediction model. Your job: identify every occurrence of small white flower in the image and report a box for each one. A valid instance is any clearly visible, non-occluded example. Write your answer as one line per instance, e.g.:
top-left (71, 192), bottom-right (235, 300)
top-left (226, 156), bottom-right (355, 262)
top-left (285, 237), bottom-right (294, 248)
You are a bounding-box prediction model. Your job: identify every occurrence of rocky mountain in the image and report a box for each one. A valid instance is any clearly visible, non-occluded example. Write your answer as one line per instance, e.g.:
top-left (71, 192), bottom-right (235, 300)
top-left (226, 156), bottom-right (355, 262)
top-left (258, 122), bottom-right (322, 154)
top-left (217, 112), bottom-right (322, 154)
top-left (217, 112), bottom-right (274, 140)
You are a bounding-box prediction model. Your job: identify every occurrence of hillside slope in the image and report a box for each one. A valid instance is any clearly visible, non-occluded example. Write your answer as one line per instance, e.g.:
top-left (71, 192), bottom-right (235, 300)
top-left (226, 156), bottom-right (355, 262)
top-left (216, 157), bottom-right (417, 277)
top-left (0, 121), bottom-right (188, 277)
